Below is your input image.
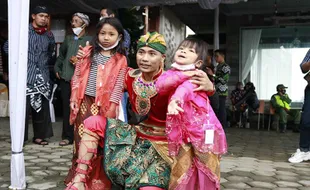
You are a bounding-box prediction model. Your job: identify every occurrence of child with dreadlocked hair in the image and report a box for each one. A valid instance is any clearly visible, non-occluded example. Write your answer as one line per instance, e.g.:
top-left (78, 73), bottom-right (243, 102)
top-left (156, 37), bottom-right (227, 190)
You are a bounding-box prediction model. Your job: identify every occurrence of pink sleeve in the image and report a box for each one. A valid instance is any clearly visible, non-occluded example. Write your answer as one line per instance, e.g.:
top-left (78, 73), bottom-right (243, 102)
top-left (155, 70), bottom-right (190, 95)
top-left (109, 68), bottom-right (126, 104)
top-left (170, 80), bottom-right (197, 104)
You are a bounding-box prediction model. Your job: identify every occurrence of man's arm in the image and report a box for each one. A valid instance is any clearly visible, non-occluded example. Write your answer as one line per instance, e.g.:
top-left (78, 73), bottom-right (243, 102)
top-left (301, 49), bottom-right (310, 73)
top-left (54, 36), bottom-right (68, 76)
top-left (281, 94), bottom-right (292, 104)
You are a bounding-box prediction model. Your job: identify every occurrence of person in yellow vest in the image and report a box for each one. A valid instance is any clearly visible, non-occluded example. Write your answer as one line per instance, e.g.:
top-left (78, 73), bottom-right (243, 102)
top-left (270, 84), bottom-right (301, 133)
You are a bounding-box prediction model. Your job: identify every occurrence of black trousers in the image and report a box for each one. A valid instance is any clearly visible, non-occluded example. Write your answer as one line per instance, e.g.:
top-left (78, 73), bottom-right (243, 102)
top-left (209, 92), bottom-right (219, 118)
top-left (60, 79), bottom-right (74, 142)
top-left (218, 95), bottom-right (227, 128)
top-left (25, 95), bottom-right (53, 141)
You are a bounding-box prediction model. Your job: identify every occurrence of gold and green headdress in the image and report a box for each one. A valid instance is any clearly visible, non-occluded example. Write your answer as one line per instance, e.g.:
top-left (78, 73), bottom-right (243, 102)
top-left (137, 31), bottom-right (166, 54)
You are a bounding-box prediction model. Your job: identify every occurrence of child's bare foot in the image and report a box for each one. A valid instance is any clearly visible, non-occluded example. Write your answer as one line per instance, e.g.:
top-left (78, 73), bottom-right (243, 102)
top-left (65, 175), bottom-right (86, 190)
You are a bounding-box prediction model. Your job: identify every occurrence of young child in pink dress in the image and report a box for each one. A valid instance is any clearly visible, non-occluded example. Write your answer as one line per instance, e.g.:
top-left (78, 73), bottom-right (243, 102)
top-left (156, 38), bottom-right (227, 190)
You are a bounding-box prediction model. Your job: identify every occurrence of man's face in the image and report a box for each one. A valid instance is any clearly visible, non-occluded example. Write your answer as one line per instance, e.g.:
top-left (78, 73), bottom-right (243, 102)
top-left (136, 46), bottom-right (164, 74)
top-left (214, 52), bottom-right (223, 63)
top-left (32, 13), bottom-right (49, 28)
top-left (71, 16), bottom-right (84, 28)
top-left (100, 9), bottom-right (114, 18)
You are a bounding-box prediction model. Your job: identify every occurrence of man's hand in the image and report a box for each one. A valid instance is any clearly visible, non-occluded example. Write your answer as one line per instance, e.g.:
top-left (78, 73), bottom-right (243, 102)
top-left (70, 56), bottom-right (78, 65)
top-left (56, 72), bottom-right (60, 79)
top-left (284, 108), bottom-right (289, 113)
top-left (206, 67), bottom-right (214, 76)
top-left (188, 70), bottom-right (214, 92)
top-left (167, 99), bottom-right (184, 115)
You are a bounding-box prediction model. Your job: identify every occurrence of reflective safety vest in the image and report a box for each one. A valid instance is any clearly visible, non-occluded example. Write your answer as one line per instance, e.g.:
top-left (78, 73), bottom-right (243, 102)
top-left (274, 94), bottom-right (291, 110)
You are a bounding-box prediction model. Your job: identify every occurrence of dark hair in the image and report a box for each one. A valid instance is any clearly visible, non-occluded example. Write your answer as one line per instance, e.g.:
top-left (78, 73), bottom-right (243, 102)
top-left (245, 82), bottom-right (255, 91)
top-left (214, 49), bottom-right (225, 58)
top-left (91, 17), bottom-right (125, 56)
top-left (177, 37), bottom-right (209, 70)
top-left (236, 82), bottom-right (243, 88)
top-left (100, 7), bottom-right (118, 17)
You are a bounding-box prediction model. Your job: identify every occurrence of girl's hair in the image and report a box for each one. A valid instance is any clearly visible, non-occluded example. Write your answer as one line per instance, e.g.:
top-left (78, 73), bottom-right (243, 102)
top-left (177, 37), bottom-right (209, 70)
top-left (91, 17), bottom-right (125, 56)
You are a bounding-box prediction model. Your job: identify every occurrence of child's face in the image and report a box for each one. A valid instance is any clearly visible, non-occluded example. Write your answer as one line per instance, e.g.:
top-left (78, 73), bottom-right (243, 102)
top-left (174, 45), bottom-right (198, 65)
top-left (98, 23), bottom-right (120, 48)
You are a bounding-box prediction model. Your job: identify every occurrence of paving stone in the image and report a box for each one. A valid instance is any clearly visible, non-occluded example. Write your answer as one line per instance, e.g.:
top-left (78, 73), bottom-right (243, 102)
top-left (273, 188), bottom-right (299, 190)
top-left (39, 155), bottom-right (61, 159)
top-left (252, 170), bottom-right (275, 177)
top-left (26, 176), bottom-right (44, 183)
top-left (0, 176), bottom-right (10, 182)
top-left (49, 166), bottom-right (70, 171)
top-left (276, 170), bottom-right (298, 176)
top-left (222, 182), bottom-right (251, 189)
top-left (247, 181), bottom-right (277, 189)
top-left (275, 175), bottom-right (299, 182)
top-left (51, 158), bottom-right (71, 163)
top-left (299, 187), bottom-right (310, 190)
top-left (36, 162), bottom-right (56, 167)
top-left (0, 155), bottom-right (11, 160)
top-left (250, 175), bottom-right (277, 182)
top-left (298, 180), bottom-right (310, 186)
top-left (228, 170), bottom-right (252, 177)
top-left (221, 178), bottom-right (227, 183)
top-left (26, 166), bottom-right (42, 171)
top-left (274, 181), bottom-right (302, 188)
top-left (24, 155), bottom-right (38, 160)
top-left (225, 176), bottom-right (252, 182)
top-left (27, 182), bottom-right (57, 190)
top-left (29, 158), bottom-right (49, 163)
top-left (51, 151), bottom-right (71, 156)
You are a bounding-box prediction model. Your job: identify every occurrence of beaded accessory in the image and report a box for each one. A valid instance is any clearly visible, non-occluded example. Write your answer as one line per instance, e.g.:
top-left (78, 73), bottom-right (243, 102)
top-left (132, 74), bottom-right (157, 115)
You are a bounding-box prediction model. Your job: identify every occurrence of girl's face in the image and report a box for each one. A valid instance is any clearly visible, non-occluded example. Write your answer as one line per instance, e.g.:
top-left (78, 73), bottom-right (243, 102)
top-left (174, 45), bottom-right (199, 65)
top-left (98, 23), bottom-right (120, 48)
top-left (136, 46), bottom-right (164, 74)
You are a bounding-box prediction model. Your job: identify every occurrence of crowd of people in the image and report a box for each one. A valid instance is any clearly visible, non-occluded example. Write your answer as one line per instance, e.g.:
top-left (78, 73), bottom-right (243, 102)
top-left (0, 3), bottom-right (310, 190)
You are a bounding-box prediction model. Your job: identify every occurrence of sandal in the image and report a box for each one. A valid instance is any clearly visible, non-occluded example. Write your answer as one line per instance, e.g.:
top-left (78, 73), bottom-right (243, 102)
top-left (32, 138), bottom-right (49, 145)
top-left (59, 139), bottom-right (72, 146)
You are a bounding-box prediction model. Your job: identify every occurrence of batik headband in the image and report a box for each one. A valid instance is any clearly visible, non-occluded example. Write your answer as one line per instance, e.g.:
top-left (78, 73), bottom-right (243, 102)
top-left (137, 31), bottom-right (166, 54)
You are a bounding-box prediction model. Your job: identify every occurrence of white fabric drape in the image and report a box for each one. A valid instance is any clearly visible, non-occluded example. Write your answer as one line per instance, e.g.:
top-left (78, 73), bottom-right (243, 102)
top-left (251, 45), bottom-right (308, 102)
top-left (8, 0), bottom-right (29, 189)
top-left (241, 29), bottom-right (262, 82)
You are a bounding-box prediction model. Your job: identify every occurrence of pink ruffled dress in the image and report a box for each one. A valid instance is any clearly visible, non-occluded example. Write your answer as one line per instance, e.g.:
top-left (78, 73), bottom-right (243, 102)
top-left (156, 63), bottom-right (227, 190)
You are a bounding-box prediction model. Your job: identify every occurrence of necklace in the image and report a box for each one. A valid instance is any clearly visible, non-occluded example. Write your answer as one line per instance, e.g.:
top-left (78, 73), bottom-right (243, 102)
top-left (132, 74), bottom-right (158, 115)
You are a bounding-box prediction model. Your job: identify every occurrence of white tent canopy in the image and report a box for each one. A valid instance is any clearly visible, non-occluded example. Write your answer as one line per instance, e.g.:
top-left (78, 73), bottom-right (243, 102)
top-left (8, 0), bottom-right (29, 189)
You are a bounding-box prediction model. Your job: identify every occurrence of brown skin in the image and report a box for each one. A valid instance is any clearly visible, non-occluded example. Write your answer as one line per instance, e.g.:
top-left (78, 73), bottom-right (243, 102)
top-left (302, 61), bottom-right (310, 73)
top-left (31, 13), bottom-right (49, 28)
top-left (136, 46), bottom-right (165, 81)
top-left (100, 9), bottom-right (115, 18)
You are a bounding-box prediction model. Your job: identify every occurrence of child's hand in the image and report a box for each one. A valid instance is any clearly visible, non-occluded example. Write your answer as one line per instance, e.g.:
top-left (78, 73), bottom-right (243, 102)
top-left (76, 41), bottom-right (90, 59)
top-left (70, 101), bottom-right (79, 114)
top-left (167, 99), bottom-right (184, 115)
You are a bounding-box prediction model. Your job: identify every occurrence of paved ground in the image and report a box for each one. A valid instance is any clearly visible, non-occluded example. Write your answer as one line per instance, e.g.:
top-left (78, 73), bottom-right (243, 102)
top-left (0, 117), bottom-right (310, 190)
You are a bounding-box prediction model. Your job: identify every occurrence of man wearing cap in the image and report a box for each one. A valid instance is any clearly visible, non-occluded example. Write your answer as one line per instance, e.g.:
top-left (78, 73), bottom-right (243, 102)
top-left (288, 50), bottom-right (310, 163)
top-left (23, 6), bottom-right (55, 145)
top-left (270, 84), bottom-right (301, 133)
top-left (54, 13), bottom-right (92, 146)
